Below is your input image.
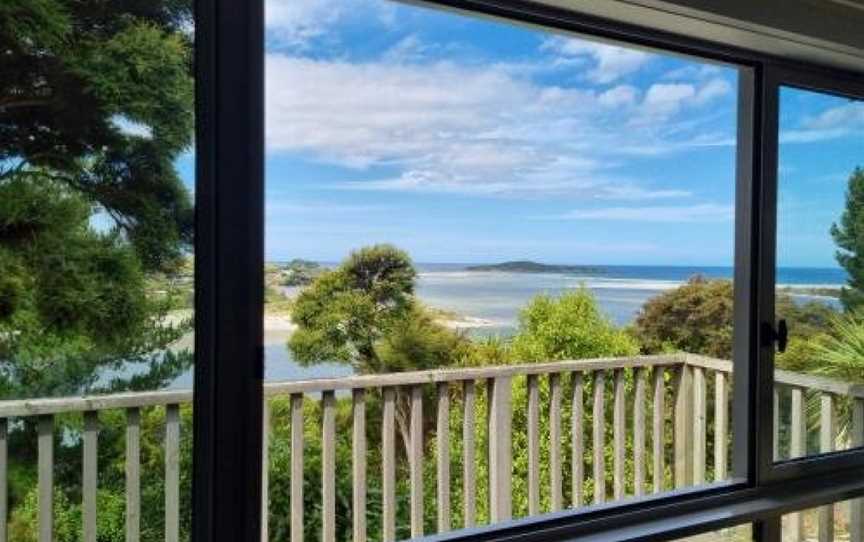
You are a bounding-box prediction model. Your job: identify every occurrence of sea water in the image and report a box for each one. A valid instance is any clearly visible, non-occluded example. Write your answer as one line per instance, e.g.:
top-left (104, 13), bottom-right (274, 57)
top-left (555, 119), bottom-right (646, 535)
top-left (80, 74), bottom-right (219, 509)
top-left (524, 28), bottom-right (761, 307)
top-left (163, 264), bottom-right (845, 389)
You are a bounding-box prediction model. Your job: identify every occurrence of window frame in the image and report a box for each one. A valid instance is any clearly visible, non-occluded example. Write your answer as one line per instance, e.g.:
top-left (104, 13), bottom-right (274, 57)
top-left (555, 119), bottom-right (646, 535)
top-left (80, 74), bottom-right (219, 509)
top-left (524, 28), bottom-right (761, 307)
top-left (192, 0), bottom-right (266, 540)
top-left (758, 63), bottom-right (864, 485)
top-left (190, 0), bottom-right (864, 541)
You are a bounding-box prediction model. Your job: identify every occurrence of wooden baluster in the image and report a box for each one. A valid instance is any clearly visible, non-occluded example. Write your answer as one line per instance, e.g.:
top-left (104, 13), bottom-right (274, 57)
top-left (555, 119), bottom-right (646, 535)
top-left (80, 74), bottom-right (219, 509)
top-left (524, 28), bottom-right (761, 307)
top-left (550, 373), bottom-right (563, 511)
top-left (571, 373), bottom-right (584, 508)
top-left (353, 390), bottom-right (367, 542)
top-left (436, 383), bottom-right (450, 533)
top-left (165, 405), bottom-right (180, 542)
top-left (0, 418), bottom-right (7, 542)
top-left (322, 391), bottom-right (336, 542)
top-left (788, 387), bottom-right (806, 542)
top-left (653, 367), bottom-right (665, 493)
top-left (462, 381), bottom-right (476, 528)
top-left (851, 398), bottom-right (864, 542)
top-left (488, 377), bottom-right (512, 522)
top-left (674, 364), bottom-right (693, 488)
top-left (593, 371), bottom-right (606, 504)
top-left (83, 411), bottom-right (99, 542)
top-left (262, 399), bottom-right (270, 542)
top-left (692, 367), bottom-right (706, 485)
top-left (38, 415), bottom-right (53, 542)
top-left (527, 375), bottom-right (540, 515)
top-left (126, 408), bottom-right (141, 542)
top-left (382, 387), bottom-right (396, 542)
top-left (291, 394), bottom-right (304, 542)
top-left (818, 393), bottom-right (835, 542)
top-left (410, 386), bottom-right (424, 537)
top-left (633, 368), bottom-right (646, 497)
top-left (613, 369), bottom-right (626, 500)
top-left (714, 372), bottom-right (728, 482)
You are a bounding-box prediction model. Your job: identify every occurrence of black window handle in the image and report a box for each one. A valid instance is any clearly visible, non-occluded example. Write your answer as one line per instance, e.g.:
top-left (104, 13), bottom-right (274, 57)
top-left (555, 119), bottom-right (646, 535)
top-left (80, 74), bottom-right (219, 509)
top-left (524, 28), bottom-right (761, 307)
top-left (763, 319), bottom-right (788, 353)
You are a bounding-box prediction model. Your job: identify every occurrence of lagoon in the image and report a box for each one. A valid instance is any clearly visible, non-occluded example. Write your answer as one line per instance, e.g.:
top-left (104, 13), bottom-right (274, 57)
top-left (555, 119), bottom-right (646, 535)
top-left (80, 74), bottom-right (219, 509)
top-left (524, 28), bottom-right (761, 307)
top-left (164, 264), bottom-right (845, 389)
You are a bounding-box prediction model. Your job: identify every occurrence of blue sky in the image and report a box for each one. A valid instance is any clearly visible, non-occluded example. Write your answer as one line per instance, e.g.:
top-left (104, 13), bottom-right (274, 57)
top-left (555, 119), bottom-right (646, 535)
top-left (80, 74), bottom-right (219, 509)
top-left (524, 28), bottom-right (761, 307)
top-left (246, 0), bottom-right (863, 266)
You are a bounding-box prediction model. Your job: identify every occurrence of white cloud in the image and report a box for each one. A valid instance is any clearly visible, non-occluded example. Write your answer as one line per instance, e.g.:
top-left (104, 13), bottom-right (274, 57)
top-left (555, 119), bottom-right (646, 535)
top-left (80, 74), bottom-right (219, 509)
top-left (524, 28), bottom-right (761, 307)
top-left (642, 83), bottom-right (696, 116)
top-left (778, 101), bottom-right (864, 144)
top-left (265, 39), bottom-right (735, 196)
top-left (598, 85), bottom-right (639, 108)
top-left (543, 37), bottom-right (654, 84)
top-left (804, 101), bottom-right (864, 131)
top-left (638, 78), bottom-right (731, 120)
top-left (265, 0), bottom-right (340, 48)
top-left (662, 64), bottom-right (724, 82)
top-left (540, 203), bottom-right (733, 222)
top-left (693, 78), bottom-right (733, 105)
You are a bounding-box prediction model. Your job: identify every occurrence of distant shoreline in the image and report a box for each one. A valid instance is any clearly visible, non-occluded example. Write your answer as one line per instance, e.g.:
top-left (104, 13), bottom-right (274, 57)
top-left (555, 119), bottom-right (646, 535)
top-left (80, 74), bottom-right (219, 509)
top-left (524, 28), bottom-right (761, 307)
top-left (465, 260), bottom-right (605, 274)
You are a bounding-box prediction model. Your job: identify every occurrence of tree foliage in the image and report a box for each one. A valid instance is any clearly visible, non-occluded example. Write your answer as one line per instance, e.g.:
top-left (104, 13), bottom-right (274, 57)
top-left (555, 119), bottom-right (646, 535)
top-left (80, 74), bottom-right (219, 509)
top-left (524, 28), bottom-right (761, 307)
top-left (831, 167), bottom-right (864, 311)
top-left (632, 276), bottom-right (836, 360)
top-left (1, 0), bottom-right (194, 271)
top-left (510, 287), bottom-right (639, 362)
top-left (289, 244), bottom-right (466, 374)
top-left (0, 175), bottom-right (189, 397)
top-left (0, 0), bottom-right (195, 397)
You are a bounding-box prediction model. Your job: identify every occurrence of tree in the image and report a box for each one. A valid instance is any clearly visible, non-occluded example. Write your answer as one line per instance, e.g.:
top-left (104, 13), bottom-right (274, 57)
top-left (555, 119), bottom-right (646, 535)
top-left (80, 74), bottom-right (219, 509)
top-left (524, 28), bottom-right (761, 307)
top-left (0, 175), bottom-right (188, 397)
top-left (289, 244), bottom-right (422, 373)
top-left (289, 244), bottom-right (467, 459)
top-left (511, 287), bottom-right (639, 362)
top-left (0, 0), bottom-right (195, 396)
top-left (1, 0), bottom-right (194, 271)
top-left (632, 276), bottom-right (836, 360)
top-left (831, 167), bottom-right (864, 311)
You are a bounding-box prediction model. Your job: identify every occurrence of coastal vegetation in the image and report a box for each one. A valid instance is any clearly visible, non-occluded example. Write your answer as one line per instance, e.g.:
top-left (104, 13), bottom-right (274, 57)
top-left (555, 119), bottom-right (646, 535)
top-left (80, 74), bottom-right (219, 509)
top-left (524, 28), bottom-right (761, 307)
top-left (831, 167), bottom-right (864, 311)
top-left (0, 0), bottom-right (195, 399)
top-left (279, 259), bottom-right (324, 287)
top-left (2, 0), bottom-right (863, 535)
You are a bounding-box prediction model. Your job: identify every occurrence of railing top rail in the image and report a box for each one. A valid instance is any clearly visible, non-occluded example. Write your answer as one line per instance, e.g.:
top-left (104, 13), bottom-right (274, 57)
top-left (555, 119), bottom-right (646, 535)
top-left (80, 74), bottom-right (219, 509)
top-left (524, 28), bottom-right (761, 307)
top-left (0, 354), bottom-right (684, 418)
top-left (684, 353), bottom-right (864, 398)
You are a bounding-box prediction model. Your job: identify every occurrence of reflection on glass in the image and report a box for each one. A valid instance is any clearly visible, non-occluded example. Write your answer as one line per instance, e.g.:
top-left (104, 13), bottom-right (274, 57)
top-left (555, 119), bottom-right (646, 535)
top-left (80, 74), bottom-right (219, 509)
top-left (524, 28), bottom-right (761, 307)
top-left (673, 524), bottom-right (752, 542)
top-left (774, 86), bottom-right (864, 462)
top-left (782, 496), bottom-right (864, 541)
top-left (264, 0), bottom-right (740, 538)
top-left (1, 1), bottom-right (195, 539)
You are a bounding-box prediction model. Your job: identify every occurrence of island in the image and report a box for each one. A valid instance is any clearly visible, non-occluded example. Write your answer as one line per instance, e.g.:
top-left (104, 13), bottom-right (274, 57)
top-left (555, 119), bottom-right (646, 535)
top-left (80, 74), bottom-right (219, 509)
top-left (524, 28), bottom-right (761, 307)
top-left (466, 260), bottom-right (605, 274)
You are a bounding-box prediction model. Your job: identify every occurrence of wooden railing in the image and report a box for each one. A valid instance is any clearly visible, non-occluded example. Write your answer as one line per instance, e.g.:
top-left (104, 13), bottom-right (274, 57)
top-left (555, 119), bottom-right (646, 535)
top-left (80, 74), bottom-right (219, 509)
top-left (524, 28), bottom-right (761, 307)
top-left (0, 353), bottom-right (862, 542)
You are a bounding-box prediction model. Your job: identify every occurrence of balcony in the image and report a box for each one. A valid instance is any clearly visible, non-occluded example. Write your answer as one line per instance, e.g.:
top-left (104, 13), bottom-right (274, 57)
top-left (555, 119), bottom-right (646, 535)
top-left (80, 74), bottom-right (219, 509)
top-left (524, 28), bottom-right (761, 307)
top-left (0, 353), bottom-right (861, 542)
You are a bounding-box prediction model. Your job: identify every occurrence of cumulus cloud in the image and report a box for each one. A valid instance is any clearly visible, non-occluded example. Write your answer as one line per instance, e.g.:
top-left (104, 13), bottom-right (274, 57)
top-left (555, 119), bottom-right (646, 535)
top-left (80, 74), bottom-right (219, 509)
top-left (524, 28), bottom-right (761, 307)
top-left (265, 0), bottom-right (340, 48)
top-left (598, 85), bottom-right (639, 108)
top-left (638, 78), bottom-right (731, 120)
top-left (265, 21), bottom-right (735, 197)
top-left (803, 101), bottom-right (864, 132)
top-left (542, 37), bottom-right (654, 83)
top-left (778, 101), bottom-right (864, 144)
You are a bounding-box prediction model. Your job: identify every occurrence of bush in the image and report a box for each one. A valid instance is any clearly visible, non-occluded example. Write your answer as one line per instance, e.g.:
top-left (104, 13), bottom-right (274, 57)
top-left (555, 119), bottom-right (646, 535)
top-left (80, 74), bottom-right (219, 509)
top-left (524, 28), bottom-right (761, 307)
top-left (510, 287), bottom-right (639, 362)
top-left (632, 276), bottom-right (837, 360)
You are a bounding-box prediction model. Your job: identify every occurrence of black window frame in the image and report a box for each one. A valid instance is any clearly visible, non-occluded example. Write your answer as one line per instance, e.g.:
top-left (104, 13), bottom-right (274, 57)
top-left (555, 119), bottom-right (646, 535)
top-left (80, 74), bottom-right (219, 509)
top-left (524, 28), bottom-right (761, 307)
top-left (758, 64), bottom-right (864, 485)
top-left (191, 0), bottom-right (864, 541)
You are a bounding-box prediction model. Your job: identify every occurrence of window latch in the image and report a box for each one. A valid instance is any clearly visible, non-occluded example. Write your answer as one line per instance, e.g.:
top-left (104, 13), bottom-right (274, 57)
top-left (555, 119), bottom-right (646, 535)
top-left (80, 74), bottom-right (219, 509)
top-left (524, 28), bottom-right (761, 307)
top-left (763, 319), bottom-right (788, 353)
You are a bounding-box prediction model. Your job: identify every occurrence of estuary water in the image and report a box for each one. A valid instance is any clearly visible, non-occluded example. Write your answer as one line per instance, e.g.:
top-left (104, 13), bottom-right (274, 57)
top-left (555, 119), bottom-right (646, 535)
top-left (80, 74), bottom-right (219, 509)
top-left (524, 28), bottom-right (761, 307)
top-left (164, 264), bottom-right (845, 389)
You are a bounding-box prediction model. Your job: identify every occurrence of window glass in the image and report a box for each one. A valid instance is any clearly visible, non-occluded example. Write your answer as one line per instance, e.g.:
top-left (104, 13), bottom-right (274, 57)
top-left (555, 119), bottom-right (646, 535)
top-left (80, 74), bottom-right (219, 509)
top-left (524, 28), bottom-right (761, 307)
top-left (1, 1), bottom-right (195, 538)
top-left (781, 496), bottom-right (864, 541)
top-left (674, 524), bottom-right (752, 541)
top-left (774, 86), bottom-right (864, 462)
top-left (264, 0), bottom-right (740, 538)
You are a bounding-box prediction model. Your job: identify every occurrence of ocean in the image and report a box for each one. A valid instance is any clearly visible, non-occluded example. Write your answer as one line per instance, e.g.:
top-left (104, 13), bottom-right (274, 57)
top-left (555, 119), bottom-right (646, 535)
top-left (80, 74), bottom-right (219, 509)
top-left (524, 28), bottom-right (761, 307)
top-left (163, 264), bottom-right (846, 389)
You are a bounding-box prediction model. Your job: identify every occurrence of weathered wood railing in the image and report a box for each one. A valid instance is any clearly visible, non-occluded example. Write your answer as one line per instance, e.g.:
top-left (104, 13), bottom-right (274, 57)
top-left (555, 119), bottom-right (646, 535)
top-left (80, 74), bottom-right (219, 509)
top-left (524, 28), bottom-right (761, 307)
top-left (0, 353), bottom-right (862, 542)
top-left (686, 354), bottom-right (864, 542)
